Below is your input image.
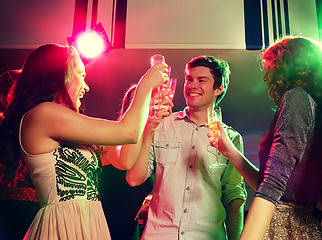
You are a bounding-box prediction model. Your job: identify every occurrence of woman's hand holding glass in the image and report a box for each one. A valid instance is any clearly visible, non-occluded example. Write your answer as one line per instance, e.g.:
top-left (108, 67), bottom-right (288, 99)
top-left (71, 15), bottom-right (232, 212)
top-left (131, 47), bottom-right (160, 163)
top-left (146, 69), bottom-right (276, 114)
top-left (140, 62), bottom-right (169, 89)
top-left (149, 54), bottom-right (175, 120)
top-left (207, 119), bottom-right (237, 160)
top-left (150, 76), bottom-right (176, 120)
top-left (206, 107), bottom-right (233, 167)
top-left (205, 107), bottom-right (221, 164)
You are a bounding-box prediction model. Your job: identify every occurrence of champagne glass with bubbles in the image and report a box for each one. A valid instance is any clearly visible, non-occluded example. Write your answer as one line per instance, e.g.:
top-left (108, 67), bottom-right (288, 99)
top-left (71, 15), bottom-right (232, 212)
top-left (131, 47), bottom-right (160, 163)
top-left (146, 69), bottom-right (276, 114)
top-left (167, 77), bottom-right (177, 100)
top-left (150, 54), bottom-right (175, 119)
top-left (207, 107), bottom-right (226, 167)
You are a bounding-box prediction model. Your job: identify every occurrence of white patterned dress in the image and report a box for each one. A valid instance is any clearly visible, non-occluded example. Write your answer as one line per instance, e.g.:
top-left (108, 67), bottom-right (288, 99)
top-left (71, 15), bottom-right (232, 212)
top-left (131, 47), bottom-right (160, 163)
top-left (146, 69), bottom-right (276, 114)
top-left (20, 136), bottom-right (110, 239)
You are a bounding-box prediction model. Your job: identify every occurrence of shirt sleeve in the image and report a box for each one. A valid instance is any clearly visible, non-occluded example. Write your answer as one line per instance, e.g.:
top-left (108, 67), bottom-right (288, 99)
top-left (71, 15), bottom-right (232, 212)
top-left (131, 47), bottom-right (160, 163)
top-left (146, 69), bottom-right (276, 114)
top-left (221, 129), bottom-right (247, 207)
top-left (256, 88), bottom-right (315, 205)
top-left (144, 144), bottom-right (156, 181)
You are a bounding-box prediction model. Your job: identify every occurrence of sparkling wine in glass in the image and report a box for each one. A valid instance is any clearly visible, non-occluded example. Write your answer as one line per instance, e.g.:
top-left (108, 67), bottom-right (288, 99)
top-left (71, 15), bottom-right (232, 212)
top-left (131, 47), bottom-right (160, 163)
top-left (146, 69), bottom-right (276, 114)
top-left (167, 77), bottom-right (177, 100)
top-left (150, 54), bottom-right (171, 119)
top-left (207, 107), bottom-right (225, 167)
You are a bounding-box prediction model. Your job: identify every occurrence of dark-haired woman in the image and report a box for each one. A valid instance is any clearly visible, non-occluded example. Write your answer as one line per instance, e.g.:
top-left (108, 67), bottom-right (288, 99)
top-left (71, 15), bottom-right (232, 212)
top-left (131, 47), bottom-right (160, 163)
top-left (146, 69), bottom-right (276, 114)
top-left (0, 43), bottom-right (168, 239)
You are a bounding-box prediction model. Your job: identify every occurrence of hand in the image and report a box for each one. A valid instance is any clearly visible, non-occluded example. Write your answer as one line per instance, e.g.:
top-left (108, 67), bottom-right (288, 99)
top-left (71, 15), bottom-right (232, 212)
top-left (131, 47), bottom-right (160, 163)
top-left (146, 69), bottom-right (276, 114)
top-left (206, 121), bottom-right (236, 159)
top-left (206, 121), bottom-right (221, 143)
top-left (149, 91), bottom-right (173, 117)
top-left (140, 62), bottom-right (169, 89)
top-left (146, 93), bottom-right (173, 131)
top-left (135, 195), bottom-right (152, 220)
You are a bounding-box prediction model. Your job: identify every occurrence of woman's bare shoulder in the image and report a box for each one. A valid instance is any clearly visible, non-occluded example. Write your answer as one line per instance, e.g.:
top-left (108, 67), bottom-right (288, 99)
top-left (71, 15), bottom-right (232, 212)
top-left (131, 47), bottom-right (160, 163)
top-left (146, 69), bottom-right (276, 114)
top-left (22, 102), bottom-right (77, 132)
top-left (27, 102), bottom-right (69, 113)
top-left (25, 102), bottom-right (73, 120)
top-left (21, 102), bottom-right (70, 154)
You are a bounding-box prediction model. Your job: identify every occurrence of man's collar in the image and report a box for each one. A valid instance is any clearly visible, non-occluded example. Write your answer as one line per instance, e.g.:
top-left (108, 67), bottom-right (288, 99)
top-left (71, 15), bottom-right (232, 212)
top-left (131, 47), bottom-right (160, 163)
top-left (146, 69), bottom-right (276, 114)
top-left (175, 106), bottom-right (222, 125)
top-left (175, 107), bottom-right (189, 120)
top-left (178, 106), bottom-right (222, 118)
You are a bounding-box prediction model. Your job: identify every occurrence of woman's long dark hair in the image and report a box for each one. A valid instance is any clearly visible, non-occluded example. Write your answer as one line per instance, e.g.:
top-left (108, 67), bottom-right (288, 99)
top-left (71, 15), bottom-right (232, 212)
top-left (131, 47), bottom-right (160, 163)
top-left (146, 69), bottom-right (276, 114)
top-left (0, 44), bottom-right (76, 186)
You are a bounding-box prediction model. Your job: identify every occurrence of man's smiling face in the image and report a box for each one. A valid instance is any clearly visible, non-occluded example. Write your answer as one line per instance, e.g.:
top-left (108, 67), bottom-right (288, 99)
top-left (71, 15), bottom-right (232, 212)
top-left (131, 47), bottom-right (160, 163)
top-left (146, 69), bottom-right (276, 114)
top-left (184, 66), bottom-right (220, 112)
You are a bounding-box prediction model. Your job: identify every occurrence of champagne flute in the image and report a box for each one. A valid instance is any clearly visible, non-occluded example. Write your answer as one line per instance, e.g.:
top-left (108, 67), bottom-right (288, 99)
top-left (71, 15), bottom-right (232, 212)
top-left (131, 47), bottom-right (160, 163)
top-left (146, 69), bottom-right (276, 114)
top-left (207, 107), bottom-right (225, 167)
top-left (157, 77), bottom-right (177, 131)
top-left (167, 77), bottom-right (177, 100)
top-left (150, 54), bottom-right (165, 68)
top-left (150, 54), bottom-right (171, 119)
top-left (157, 77), bottom-right (176, 106)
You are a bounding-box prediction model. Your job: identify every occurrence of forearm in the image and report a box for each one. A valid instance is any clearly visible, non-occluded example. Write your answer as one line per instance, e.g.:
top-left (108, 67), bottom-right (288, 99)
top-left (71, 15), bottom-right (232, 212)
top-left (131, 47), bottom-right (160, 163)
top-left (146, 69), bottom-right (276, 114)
top-left (215, 123), bottom-right (259, 191)
top-left (228, 148), bottom-right (259, 191)
top-left (120, 81), bottom-right (152, 143)
top-left (240, 197), bottom-right (276, 240)
top-left (97, 144), bottom-right (137, 170)
top-left (226, 199), bottom-right (244, 240)
top-left (126, 127), bottom-right (154, 186)
top-left (125, 148), bottom-right (150, 186)
top-left (111, 136), bottom-right (144, 170)
top-left (111, 86), bottom-right (172, 170)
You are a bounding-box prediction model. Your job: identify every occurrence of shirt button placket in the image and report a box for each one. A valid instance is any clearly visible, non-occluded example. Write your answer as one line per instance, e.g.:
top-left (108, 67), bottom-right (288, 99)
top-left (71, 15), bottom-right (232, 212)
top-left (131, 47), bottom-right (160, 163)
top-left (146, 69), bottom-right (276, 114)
top-left (180, 126), bottom-right (197, 239)
top-left (179, 230), bottom-right (185, 240)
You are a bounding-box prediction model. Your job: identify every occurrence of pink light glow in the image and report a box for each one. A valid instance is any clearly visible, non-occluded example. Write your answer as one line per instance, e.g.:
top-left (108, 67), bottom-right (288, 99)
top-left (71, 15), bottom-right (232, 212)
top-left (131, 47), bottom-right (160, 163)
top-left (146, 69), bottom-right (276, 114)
top-left (76, 31), bottom-right (105, 59)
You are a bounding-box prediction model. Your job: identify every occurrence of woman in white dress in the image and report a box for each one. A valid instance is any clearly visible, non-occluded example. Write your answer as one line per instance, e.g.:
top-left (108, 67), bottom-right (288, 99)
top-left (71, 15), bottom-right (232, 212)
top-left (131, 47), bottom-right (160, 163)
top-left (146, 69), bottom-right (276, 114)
top-left (0, 44), bottom-right (168, 239)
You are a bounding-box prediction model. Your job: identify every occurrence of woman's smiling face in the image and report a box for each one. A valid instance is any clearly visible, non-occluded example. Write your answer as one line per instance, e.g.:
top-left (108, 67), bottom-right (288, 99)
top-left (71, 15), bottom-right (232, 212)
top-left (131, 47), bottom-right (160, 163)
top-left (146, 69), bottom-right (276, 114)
top-left (66, 52), bottom-right (89, 112)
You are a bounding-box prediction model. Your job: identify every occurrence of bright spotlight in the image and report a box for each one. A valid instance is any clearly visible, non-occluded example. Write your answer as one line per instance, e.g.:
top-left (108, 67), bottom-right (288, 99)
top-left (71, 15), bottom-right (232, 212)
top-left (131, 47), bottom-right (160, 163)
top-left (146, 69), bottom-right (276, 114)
top-left (76, 31), bottom-right (105, 58)
top-left (67, 22), bottom-right (112, 64)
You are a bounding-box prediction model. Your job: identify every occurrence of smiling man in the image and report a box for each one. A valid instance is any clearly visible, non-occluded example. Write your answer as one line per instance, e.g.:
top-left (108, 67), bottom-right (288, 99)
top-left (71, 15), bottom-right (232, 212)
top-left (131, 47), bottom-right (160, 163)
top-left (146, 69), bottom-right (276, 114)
top-left (127, 56), bottom-right (247, 240)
